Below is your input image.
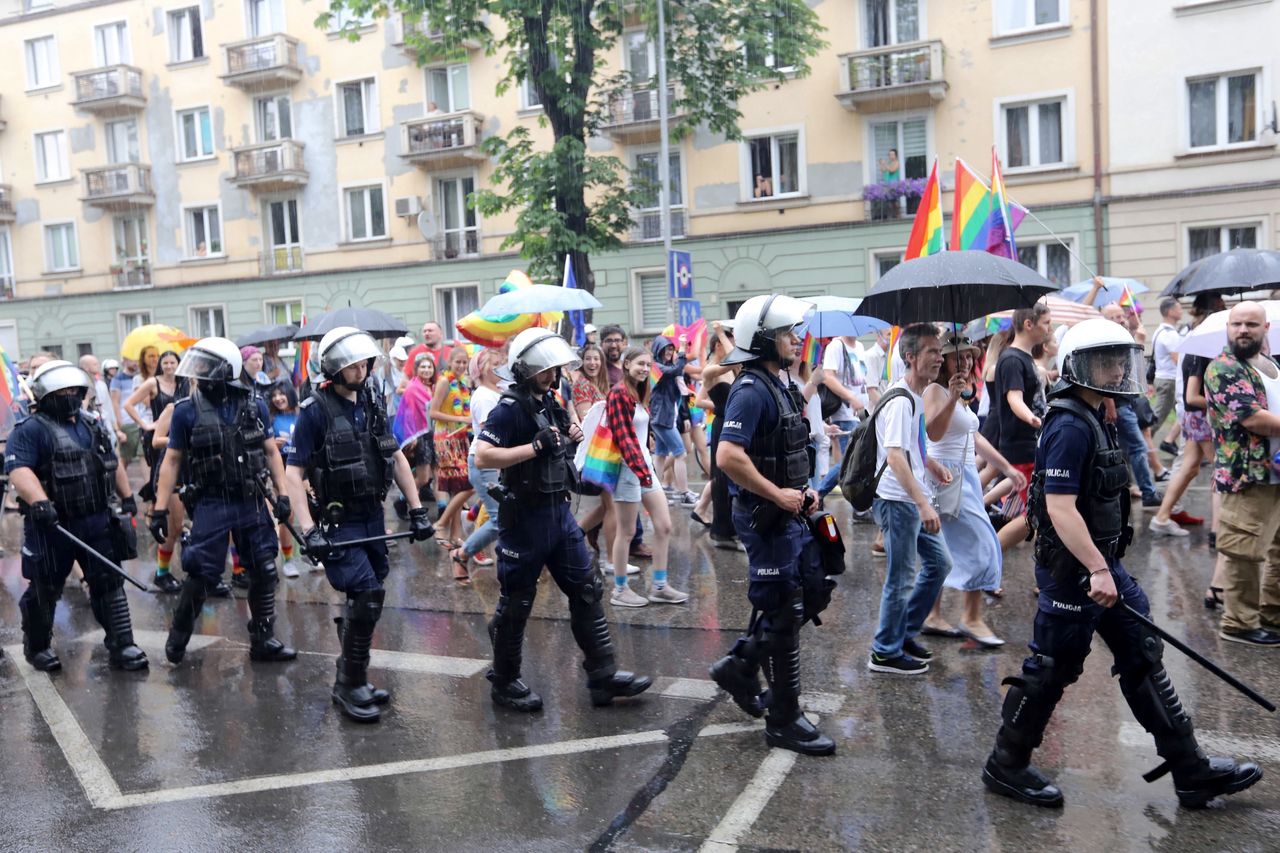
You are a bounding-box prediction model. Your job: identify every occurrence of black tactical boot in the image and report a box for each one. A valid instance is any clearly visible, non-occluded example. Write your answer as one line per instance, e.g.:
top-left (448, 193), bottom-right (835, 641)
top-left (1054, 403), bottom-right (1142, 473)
top-left (569, 579), bottom-right (651, 707)
top-left (246, 569), bottom-right (297, 662)
top-left (710, 633), bottom-right (766, 719)
top-left (20, 589), bottom-right (61, 672)
top-left (96, 585), bottom-right (148, 671)
top-left (1169, 755), bottom-right (1263, 808)
top-left (981, 671), bottom-right (1065, 807)
top-left (332, 590), bottom-right (384, 723)
top-left (166, 576), bottom-right (209, 664)
top-left (334, 615), bottom-right (389, 705)
top-left (761, 597), bottom-right (835, 756)
top-left (487, 591), bottom-right (543, 712)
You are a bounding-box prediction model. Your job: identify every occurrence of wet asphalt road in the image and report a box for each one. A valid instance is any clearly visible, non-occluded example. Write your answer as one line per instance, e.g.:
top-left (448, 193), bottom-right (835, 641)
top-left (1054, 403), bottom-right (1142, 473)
top-left (0, 476), bottom-right (1277, 852)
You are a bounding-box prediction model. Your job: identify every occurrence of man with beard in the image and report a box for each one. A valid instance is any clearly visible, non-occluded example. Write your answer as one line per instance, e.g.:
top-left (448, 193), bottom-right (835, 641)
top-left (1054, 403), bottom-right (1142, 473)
top-left (1205, 301), bottom-right (1280, 646)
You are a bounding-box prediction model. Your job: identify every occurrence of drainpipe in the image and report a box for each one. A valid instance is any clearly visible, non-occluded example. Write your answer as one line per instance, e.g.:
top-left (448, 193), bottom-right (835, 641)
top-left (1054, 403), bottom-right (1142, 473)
top-left (1090, 0), bottom-right (1106, 275)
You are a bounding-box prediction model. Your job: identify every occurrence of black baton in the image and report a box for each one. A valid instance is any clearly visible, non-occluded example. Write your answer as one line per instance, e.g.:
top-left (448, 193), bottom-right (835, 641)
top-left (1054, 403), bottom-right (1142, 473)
top-left (53, 523), bottom-right (149, 592)
top-left (329, 531), bottom-right (416, 549)
top-left (252, 475), bottom-right (318, 567)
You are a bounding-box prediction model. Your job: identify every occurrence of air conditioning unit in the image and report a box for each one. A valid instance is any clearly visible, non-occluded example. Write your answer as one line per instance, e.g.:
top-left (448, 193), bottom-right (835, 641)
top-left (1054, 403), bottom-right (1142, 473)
top-left (394, 196), bottom-right (422, 218)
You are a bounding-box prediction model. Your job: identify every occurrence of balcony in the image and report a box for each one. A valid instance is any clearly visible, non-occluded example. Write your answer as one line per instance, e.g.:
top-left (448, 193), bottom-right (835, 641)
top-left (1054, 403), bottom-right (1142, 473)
top-left (432, 231), bottom-right (479, 260)
top-left (221, 34), bottom-right (302, 90)
top-left (631, 209), bottom-right (686, 242)
top-left (111, 261), bottom-right (152, 290)
top-left (393, 14), bottom-right (482, 53)
top-left (0, 184), bottom-right (14, 224)
top-left (261, 246), bottom-right (304, 276)
top-left (401, 111), bottom-right (487, 170)
top-left (602, 85), bottom-right (684, 144)
top-left (70, 65), bottom-right (145, 114)
top-left (835, 40), bottom-right (947, 113)
top-left (230, 139), bottom-right (307, 191)
top-left (81, 164), bottom-right (154, 210)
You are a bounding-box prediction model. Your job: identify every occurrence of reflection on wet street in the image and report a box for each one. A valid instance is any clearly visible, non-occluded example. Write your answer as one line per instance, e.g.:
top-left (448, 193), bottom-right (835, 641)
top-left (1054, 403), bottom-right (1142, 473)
top-left (1, 482), bottom-right (1276, 851)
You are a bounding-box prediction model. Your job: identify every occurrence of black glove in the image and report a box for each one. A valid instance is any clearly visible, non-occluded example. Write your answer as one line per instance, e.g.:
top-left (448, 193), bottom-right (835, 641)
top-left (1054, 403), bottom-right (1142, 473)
top-left (303, 526), bottom-right (334, 562)
top-left (148, 508), bottom-right (169, 544)
top-left (532, 427), bottom-right (562, 457)
top-left (273, 495), bottom-right (292, 523)
top-left (120, 495), bottom-right (138, 517)
top-left (408, 506), bottom-right (432, 542)
top-left (30, 500), bottom-right (58, 530)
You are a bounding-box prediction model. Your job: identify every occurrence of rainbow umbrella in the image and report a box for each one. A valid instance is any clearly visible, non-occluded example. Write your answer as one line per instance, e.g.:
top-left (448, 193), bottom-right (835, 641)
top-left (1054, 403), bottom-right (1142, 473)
top-left (456, 270), bottom-right (563, 348)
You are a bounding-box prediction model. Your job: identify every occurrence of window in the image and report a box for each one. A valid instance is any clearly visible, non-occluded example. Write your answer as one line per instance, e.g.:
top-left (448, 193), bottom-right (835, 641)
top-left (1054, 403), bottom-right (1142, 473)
top-left (519, 52), bottom-right (558, 110)
top-left (624, 31), bottom-right (655, 84)
top-left (265, 197), bottom-right (303, 273)
top-left (168, 7), bottom-right (204, 63)
top-left (994, 0), bottom-right (1065, 35)
top-left (0, 228), bottom-right (14, 299)
top-left (434, 285), bottom-right (479, 334)
top-left (329, 7), bottom-right (375, 31)
top-left (24, 36), bottom-right (59, 90)
top-left (265, 299), bottom-right (302, 354)
top-left (632, 269), bottom-right (668, 333)
top-left (190, 306), bottom-right (227, 338)
top-left (1016, 239), bottom-right (1073, 287)
top-left (255, 94), bottom-right (292, 141)
top-left (337, 78), bottom-right (379, 137)
top-left (176, 107), bottom-right (215, 160)
top-left (185, 205), bottom-right (222, 256)
top-left (744, 131), bottom-right (802, 199)
top-left (1187, 71), bottom-right (1259, 149)
top-left (345, 185), bottom-right (387, 241)
top-left (872, 250), bottom-right (904, 281)
top-left (34, 130), bottom-right (69, 182)
top-left (246, 0), bottom-right (284, 37)
top-left (426, 65), bottom-right (470, 113)
top-left (869, 116), bottom-right (928, 212)
top-left (743, 2), bottom-right (800, 70)
top-left (93, 21), bottom-right (130, 66)
top-left (1188, 223), bottom-right (1258, 263)
top-left (44, 222), bottom-right (79, 272)
top-left (864, 0), bottom-right (919, 48)
top-left (118, 311), bottom-right (152, 341)
top-left (1002, 97), bottom-right (1066, 169)
top-left (105, 119), bottom-right (139, 164)
top-left (437, 176), bottom-right (478, 257)
top-left (112, 215), bottom-right (150, 288)
top-left (633, 151), bottom-right (685, 240)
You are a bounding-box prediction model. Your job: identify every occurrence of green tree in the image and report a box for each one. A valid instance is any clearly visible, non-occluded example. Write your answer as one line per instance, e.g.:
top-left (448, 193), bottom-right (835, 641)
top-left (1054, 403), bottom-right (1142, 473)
top-left (320, 0), bottom-right (825, 290)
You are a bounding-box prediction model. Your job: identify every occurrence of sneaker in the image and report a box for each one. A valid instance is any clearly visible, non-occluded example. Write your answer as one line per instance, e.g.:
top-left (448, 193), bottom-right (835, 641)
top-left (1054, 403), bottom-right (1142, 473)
top-left (281, 560), bottom-right (300, 578)
top-left (1170, 510), bottom-right (1204, 526)
top-left (662, 484), bottom-right (676, 495)
top-left (1219, 628), bottom-right (1280, 646)
top-left (1159, 440), bottom-right (1179, 456)
top-left (872, 544), bottom-right (886, 558)
top-left (610, 584), bottom-right (649, 608)
top-left (1141, 491), bottom-right (1164, 508)
top-left (1149, 518), bottom-right (1190, 538)
top-left (1154, 470), bottom-right (1172, 482)
top-left (711, 536), bottom-right (745, 552)
top-left (678, 491), bottom-right (699, 506)
top-left (600, 560), bottom-right (641, 576)
top-left (152, 572), bottom-right (182, 594)
top-left (648, 585), bottom-right (689, 604)
top-left (868, 651), bottom-right (928, 675)
top-left (902, 638), bottom-right (932, 660)
top-left (231, 571), bottom-right (249, 589)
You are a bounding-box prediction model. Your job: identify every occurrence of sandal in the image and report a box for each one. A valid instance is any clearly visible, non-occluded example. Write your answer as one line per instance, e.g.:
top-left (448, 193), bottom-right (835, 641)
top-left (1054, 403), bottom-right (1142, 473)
top-left (449, 548), bottom-right (471, 585)
top-left (1203, 586), bottom-right (1224, 610)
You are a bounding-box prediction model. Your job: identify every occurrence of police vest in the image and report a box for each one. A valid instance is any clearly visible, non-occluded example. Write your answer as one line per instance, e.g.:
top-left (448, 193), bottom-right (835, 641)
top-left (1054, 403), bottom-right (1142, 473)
top-left (498, 387), bottom-right (575, 501)
top-left (185, 392), bottom-right (267, 500)
top-left (1029, 396), bottom-right (1132, 576)
top-left (739, 367), bottom-right (810, 492)
top-left (307, 387), bottom-right (397, 508)
top-left (32, 412), bottom-right (117, 517)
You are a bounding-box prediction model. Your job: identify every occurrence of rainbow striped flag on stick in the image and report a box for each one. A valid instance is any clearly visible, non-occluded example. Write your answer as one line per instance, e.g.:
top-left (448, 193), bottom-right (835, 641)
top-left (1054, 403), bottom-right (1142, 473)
top-left (883, 326), bottom-right (901, 383)
top-left (951, 158), bottom-right (992, 252)
top-left (801, 332), bottom-right (823, 367)
top-left (904, 160), bottom-right (944, 260)
top-left (986, 147), bottom-right (1019, 259)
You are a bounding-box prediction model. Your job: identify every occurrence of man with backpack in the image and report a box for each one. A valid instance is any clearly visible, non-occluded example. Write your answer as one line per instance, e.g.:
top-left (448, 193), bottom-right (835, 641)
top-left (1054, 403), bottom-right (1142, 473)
top-left (865, 324), bottom-right (955, 676)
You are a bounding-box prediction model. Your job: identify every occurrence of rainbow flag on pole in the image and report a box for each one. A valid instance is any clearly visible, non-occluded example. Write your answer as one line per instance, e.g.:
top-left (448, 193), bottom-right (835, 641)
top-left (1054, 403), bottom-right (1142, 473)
top-left (986, 147), bottom-right (1019, 259)
top-left (0, 344), bottom-right (20, 411)
top-left (1118, 284), bottom-right (1142, 314)
top-left (291, 317), bottom-right (311, 387)
top-left (950, 158), bottom-right (992, 252)
top-left (882, 326), bottom-right (901, 383)
top-left (801, 332), bottom-right (822, 367)
top-left (904, 160), bottom-right (944, 260)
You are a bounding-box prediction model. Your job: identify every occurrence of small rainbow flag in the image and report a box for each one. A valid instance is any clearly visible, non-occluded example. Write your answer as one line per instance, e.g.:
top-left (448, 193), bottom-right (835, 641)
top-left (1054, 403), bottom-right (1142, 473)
top-left (801, 332), bottom-right (822, 367)
top-left (986, 147), bottom-right (1018, 259)
top-left (291, 318), bottom-right (311, 387)
top-left (904, 160), bottom-right (944, 260)
top-left (0, 344), bottom-right (20, 411)
top-left (581, 418), bottom-right (622, 493)
top-left (951, 158), bottom-right (992, 252)
top-left (883, 326), bottom-right (901, 383)
top-left (1118, 284), bottom-right (1142, 314)
top-left (455, 270), bottom-right (564, 348)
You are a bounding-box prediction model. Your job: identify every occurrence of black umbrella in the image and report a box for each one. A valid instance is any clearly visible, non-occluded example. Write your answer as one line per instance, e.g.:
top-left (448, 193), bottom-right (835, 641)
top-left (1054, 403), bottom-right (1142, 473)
top-left (1161, 248), bottom-right (1280, 297)
top-left (855, 250), bottom-right (1058, 326)
top-left (293, 308), bottom-right (409, 341)
top-left (235, 323), bottom-right (299, 347)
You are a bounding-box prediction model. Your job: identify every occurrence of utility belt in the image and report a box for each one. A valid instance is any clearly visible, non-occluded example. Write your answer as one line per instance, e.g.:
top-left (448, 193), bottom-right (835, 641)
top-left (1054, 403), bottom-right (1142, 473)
top-left (1037, 527), bottom-right (1132, 584)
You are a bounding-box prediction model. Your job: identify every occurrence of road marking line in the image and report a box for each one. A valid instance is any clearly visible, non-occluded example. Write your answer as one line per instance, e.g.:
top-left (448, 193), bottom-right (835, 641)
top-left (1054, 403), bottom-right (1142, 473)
top-left (75, 630), bottom-right (221, 653)
top-left (699, 728), bottom-right (808, 852)
top-left (1119, 722), bottom-right (1280, 763)
top-left (655, 677), bottom-right (845, 715)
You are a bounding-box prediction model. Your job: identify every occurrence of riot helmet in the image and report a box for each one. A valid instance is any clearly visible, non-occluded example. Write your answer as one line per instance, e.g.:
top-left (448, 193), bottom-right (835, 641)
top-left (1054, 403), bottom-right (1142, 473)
top-left (1055, 318), bottom-right (1145, 399)
top-left (29, 360), bottom-right (92, 419)
top-left (318, 326), bottom-right (381, 390)
top-left (177, 337), bottom-right (242, 402)
top-left (721, 294), bottom-right (814, 366)
top-left (502, 328), bottom-right (581, 384)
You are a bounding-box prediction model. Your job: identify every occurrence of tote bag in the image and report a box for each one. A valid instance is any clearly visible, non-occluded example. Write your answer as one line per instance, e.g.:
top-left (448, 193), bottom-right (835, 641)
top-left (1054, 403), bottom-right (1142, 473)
top-left (575, 401), bottom-right (622, 493)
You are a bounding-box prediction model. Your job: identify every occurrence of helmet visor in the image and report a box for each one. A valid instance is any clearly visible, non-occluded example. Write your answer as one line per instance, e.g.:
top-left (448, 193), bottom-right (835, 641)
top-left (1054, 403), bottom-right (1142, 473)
top-left (321, 332), bottom-right (381, 378)
top-left (1066, 344), bottom-right (1145, 398)
top-left (176, 348), bottom-right (235, 381)
top-left (30, 364), bottom-right (91, 400)
top-left (511, 333), bottom-right (581, 380)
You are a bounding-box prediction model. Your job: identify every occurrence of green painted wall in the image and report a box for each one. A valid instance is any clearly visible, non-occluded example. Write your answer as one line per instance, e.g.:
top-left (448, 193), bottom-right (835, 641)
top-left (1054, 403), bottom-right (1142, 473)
top-left (0, 205), bottom-right (1098, 360)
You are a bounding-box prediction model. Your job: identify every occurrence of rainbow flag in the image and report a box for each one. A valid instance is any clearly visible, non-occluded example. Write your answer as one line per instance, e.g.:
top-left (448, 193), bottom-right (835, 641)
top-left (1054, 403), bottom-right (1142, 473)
top-left (986, 147), bottom-right (1018, 259)
top-left (581, 418), bottom-right (622, 493)
top-left (801, 332), bottom-right (823, 367)
top-left (904, 160), bottom-right (944, 260)
top-left (1118, 284), bottom-right (1142, 314)
top-left (0, 344), bottom-right (20, 411)
top-left (883, 326), bottom-right (901, 383)
top-left (291, 318), bottom-right (311, 387)
top-left (660, 318), bottom-right (708, 360)
top-left (950, 158), bottom-right (992, 251)
top-left (455, 270), bottom-right (564, 348)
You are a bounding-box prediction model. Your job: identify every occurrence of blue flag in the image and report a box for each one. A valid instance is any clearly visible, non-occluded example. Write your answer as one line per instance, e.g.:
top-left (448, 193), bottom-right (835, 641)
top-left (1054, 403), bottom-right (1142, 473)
top-left (563, 255), bottom-right (586, 346)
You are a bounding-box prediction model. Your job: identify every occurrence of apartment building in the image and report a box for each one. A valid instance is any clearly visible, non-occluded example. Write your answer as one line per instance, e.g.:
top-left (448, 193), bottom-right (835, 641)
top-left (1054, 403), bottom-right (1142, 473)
top-left (0, 0), bottom-right (1105, 359)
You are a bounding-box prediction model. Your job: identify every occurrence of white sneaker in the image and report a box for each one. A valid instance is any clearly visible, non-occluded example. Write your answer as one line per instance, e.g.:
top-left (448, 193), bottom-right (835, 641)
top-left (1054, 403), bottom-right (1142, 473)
top-left (648, 585), bottom-right (689, 604)
top-left (600, 560), bottom-right (642, 576)
top-left (281, 560), bottom-right (300, 578)
top-left (678, 491), bottom-right (699, 506)
top-left (610, 584), bottom-right (649, 607)
top-left (1149, 518), bottom-right (1190, 537)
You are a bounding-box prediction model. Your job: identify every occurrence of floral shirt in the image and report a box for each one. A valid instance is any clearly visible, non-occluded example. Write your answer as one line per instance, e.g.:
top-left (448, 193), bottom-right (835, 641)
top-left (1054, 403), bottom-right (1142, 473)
top-left (1205, 351), bottom-right (1278, 493)
top-left (571, 375), bottom-right (605, 411)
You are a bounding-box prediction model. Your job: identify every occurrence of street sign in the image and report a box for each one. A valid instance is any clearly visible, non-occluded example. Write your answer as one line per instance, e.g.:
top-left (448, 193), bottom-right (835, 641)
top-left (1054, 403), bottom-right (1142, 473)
top-left (669, 251), bottom-right (693, 299)
top-left (677, 299), bottom-right (702, 327)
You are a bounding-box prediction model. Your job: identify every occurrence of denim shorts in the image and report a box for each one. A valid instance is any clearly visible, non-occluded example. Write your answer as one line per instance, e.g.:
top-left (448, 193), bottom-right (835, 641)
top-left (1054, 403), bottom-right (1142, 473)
top-left (651, 423), bottom-right (686, 457)
top-left (615, 461), bottom-right (660, 503)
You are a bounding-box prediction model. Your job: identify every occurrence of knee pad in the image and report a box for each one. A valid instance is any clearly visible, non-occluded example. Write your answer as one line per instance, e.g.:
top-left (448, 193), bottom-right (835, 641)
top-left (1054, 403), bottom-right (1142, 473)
top-left (576, 574), bottom-right (604, 607)
top-left (249, 561), bottom-right (279, 590)
top-left (85, 573), bottom-right (124, 600)
top-left (1001, 653), bottom-right (1078, 730)
top-left (351, 588), bottom-right (385, 625)
top-left (496, 589), bottom-right (537, 625)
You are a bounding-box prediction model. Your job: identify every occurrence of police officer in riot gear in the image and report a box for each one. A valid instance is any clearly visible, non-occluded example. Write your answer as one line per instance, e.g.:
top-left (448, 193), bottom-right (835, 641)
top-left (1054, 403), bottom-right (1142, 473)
top-left (708, 294), bottom-right (836, 756)
top-left (982, 319), bottom-right (1261, 808)
top-left (286, 327), bottom-right (432, 723)
top-left (474, 328), bottom-right (652, 712)
top-left (150, 337), bottom-right (297, 666)
top-left (5, 360), bottom-right (146, 671)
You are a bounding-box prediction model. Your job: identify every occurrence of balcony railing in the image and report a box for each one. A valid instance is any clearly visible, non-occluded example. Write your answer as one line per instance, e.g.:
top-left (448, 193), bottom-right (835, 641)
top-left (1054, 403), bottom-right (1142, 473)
top-left (836, 39), bottom-right (947, 112)
top-left (0, 184), bottom-right (14, 223)
top-left (112, 261), bottom-right (152, 290)
top-left (394, 14), bottom-right (482, 50)
top-left (631, 209), bottom-right (686, 242)
top-left (221, 34), bottom-right (302, 89)
top-left (401, 111), bottom-right (486, 168)
top-left (432, 231), bottom-right (479, 259)
top-left (261, 246), bottom-right (304, 276)
top-left (603, 85), bottom-right (683, 142)
top-left (230, 139), bottom-right (307, 190)
top-left (71, 65), bottom-right (145, 112)
top-left (82, 164), bottom-right (154, 208)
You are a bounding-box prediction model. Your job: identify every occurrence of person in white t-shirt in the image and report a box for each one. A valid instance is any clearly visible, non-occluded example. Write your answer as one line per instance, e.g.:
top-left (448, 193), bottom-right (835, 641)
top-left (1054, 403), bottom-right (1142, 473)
top-left (816, 336), bottom-right (868, 497)
top-left (868, 324), bottom-right (955, 676)
top-left (1151, 296), bottom-right (1184, 454)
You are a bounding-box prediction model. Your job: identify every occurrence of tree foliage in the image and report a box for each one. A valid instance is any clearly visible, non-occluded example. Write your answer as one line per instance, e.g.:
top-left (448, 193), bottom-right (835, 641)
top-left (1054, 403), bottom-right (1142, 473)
top-left (319, 0), bottom-right (825, 286)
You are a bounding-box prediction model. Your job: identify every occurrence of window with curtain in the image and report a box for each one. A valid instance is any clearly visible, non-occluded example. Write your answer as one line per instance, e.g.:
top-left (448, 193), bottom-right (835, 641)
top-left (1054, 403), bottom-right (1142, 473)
top-left (995, 0), bottom-right (1063, 34)
top-left (864, 0), bottom-right (919, 47)
top-left (1003, 98), bottom-right (1064, 168)
top-left (24, 36), bottom-right (59, 89)
top-left (1187, 72), bottom-right (1258, 149)
top-left (44, 223), bottom-right (79, 271)
top-left (34, 131), bottom-right (68, 182)
top-left (1189, 224), bottom-right (1258, 263)
top-left (0, 228), bottom-right (14, 297)
top-left (1017, 241), bottom-right (1073, 286)
top-left (746, 132), bottom-right (801, 198)
top-left (427, 65), bottom-right (470, 112)
top-left (435, 285), bottom-right (479, 333)
top-left (346, 185), bottom-right (386, 241)
top-left (169, 7), bottom-right (204, 62)
top-left (105, 119), bottom-right (139, 164)
top-left (177, 107), bottom-right (214, 160)
top-left (437, 176), bottom-right (478, 255)
top-left (338, 79), bottom-right (378, 136)
top-left (94, 22), bottom-right (130, 66)
top-left (185, 206), bottom-right (222, 256)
